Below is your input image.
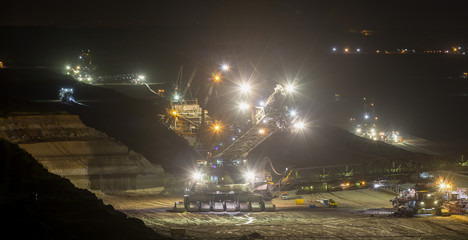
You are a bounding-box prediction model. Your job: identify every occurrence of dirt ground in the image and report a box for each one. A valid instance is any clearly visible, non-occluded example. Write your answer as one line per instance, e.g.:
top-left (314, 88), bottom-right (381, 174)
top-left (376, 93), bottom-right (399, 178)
top-left (98, 189), bottom-right (468, 239)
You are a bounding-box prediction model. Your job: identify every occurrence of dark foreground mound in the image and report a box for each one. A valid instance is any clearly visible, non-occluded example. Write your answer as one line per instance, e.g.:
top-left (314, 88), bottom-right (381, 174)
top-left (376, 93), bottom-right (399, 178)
top-left (0, 139), bottom-right (170, 240)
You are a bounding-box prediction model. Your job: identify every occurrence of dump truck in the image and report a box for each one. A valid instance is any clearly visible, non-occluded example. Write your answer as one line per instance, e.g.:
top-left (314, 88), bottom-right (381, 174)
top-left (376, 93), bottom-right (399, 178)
top-left (316, 199), bottom-right (338, 208)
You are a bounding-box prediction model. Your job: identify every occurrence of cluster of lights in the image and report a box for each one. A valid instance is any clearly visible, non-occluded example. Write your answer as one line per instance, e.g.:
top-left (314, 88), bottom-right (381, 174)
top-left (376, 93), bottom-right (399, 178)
top-left (332, 47), bottom-right (361, 53)
top-left (65, 64), bottom-right (94, 83)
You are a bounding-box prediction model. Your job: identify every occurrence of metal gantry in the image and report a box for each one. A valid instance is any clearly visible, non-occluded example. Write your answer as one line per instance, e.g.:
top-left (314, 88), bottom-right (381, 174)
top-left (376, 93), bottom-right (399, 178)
top-left (214, 84), bottom-right (291, 161)
top-left (283, 153), bottom-right (468, 189)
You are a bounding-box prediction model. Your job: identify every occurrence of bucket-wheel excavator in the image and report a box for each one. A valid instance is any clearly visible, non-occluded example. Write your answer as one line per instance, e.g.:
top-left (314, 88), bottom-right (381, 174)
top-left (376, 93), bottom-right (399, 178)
top-left (174, 83), bottom-right (299, 212)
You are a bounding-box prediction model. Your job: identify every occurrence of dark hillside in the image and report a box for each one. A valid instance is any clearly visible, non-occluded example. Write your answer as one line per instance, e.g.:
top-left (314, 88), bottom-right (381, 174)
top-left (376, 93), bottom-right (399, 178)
top-left (0, 69), bottom-right (200, 173)
top-left (0, 139), bottom-right (170, 240)
top-left (249, 125), bottom-right (415, 169)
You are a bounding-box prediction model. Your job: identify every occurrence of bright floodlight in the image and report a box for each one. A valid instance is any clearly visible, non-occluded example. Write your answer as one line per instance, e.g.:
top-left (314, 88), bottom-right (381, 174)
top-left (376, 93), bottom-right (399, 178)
top-left (285, 83), bottom-right (295, 93)
top-left (364, 114), bottom-right (369, 119)
top-left (214, 124), bottom-right (221, 131)
top-left (294, 121), bottom-right (305, 130)
top-left (332, 47), bottom-right (337, 51)
top-left (192, 171), bottom-right (203, 181)
top-left (244, 171), bottom-right (255, 181)
top-left (174, 95), bottom-right (180, 101)
top-left (290, 110), bottom-right (297, 117)
top-left (258, 101), bottom-right (265, 107)
top-left (239, 83), bottom-right (251, 93)
top-left (258, 128), bottom-right (266, 134)
top-left (357, 48), bottom-right (361, 52)
top-left (66, 65), bottom-right (71, 70)
top-left (239, 102), bottom-right (249, 110)
top-left (221, 64), bottom-right (230, 71)
top-left (138, 75), bottom-right (145, 80)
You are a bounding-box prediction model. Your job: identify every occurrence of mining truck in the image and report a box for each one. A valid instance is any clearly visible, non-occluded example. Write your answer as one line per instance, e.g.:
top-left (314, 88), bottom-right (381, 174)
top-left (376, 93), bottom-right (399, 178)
top-left (173, 83), bottom-right (299, 212)
top-left (391, 183), bottom-right (445, 217)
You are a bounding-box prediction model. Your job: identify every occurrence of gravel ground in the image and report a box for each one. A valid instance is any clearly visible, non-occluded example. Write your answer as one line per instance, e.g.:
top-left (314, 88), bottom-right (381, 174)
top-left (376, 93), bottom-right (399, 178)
top-left (98, 189), bottom-right (468, 239)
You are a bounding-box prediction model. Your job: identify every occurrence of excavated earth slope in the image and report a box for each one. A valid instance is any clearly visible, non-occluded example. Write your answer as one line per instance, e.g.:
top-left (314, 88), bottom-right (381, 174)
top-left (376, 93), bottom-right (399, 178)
top-left (0, 112), bottom-right (165, 194)
top-left (0, 139), bottom-right (170, 240)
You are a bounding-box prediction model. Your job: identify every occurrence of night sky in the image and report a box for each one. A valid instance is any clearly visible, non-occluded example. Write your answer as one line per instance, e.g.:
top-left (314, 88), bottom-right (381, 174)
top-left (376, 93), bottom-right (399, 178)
top-left (1, 0), bottom-right (467, 31)
top-left (1, 0), bottom-right (468, 140)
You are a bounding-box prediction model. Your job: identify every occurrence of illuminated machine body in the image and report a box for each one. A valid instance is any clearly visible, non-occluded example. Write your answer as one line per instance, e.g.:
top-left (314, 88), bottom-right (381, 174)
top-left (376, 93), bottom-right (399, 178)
top-left (174, 84), bottom-right (300, 212)
top-left (391, 180), bottom-right (452, 217)
top-left (58, 88), bottom-right (74, 102)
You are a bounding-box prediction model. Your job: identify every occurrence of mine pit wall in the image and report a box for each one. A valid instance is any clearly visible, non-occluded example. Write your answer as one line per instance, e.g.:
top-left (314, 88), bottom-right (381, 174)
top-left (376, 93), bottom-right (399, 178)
top-left (0, 114), bottom-right (165, 194)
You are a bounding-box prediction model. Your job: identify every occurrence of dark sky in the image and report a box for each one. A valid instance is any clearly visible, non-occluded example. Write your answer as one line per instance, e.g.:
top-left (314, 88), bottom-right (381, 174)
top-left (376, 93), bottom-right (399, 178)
top-left (1, 0), bottom-right (468, 141)
top-left (2, 0), bottom-right (468, 32)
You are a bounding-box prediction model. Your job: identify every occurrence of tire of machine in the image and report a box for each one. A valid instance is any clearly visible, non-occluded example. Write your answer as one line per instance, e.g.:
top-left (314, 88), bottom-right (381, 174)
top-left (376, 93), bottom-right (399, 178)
top-left (188, 202), bottom-right (200, 212)
top-left (251, 201), bottom-right (262, 212)
top-left (213, 202), bottom-right (224, 212)
top-left (225, 202), bottom-right (237, 212)
top-left (173, 201), bottom-right (186, 212)
top-left (264, 201), bottom-right (275, 211)
top-left (239, 202), bottom-right (251, 212)
top-left (200, 202), bottom-right (211, 212)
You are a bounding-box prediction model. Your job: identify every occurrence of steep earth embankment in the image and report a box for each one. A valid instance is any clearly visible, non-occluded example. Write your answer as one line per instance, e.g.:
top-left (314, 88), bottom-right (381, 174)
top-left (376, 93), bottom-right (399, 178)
top-left (0, 139), bottom-right (170, 240)
top-left (0, 113), bottom-right (166, 194)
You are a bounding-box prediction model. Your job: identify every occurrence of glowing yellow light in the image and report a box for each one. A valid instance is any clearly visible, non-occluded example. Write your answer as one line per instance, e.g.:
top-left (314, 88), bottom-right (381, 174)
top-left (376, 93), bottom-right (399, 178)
top-left (361, 181), bottom-right (365, 186)
top-left (214, 124), bottom-right (220, 131)
top-left (172, 111), bottom-right (177, 116)
top-left (345, 48), bottom-right (349, 52)
top-left (346, 182), bottom-right (350, 186)
top-left (258, 128), bottom-right (265, 134)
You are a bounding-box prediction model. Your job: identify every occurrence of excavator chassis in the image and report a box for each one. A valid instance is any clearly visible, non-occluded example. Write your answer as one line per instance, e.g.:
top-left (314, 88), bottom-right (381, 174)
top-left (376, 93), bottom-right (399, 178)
top-left (174, 192), bottom-right (275, 212)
